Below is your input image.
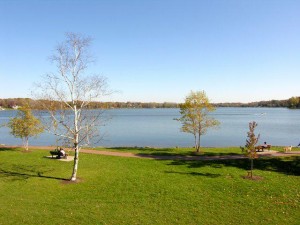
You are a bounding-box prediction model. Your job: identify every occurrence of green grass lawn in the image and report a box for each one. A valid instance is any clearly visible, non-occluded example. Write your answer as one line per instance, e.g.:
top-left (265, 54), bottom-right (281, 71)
top-left (92, 145), bottom-right (288, 156)
top-left (93, 146), bottom-right (245, 156)
top-left (0, 147), bottom-right (299, 225)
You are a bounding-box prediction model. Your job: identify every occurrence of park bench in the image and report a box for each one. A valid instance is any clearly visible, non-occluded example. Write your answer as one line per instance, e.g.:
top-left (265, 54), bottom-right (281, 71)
top-left (255, 145), bottom-right (271, 152)
top-left (50, 149), bottom-right (68, 159)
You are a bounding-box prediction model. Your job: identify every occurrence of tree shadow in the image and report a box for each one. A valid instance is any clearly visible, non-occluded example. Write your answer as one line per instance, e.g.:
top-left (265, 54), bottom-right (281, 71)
top-left (200, 152), bottom-right (241, 157)
top-left (135, 153), bottom-right (246, 161)
top-left (0, 165), bottom-right (68, 181)
top-left (166, 156), bottom-right (300, 176)
top-left (107, 147), bottom-right (178, 154)
top-left (107, 147), bottom-right (243, 157)
top-left (0, 147), bottom-right (19, 152)
top-left (165, 171), bottom-right (221, 178)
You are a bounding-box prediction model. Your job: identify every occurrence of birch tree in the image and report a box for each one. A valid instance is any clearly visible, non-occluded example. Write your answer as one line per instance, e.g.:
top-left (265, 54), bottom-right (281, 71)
top-left (35, 33), bottom-right (110, 181)
top-left (176, 91), bottom-right (219, 152)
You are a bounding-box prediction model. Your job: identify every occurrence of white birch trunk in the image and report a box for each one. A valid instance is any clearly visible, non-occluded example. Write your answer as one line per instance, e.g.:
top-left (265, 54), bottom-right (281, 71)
top-left (71, 139), bottom-right (79, 181)
top-left (71, 105), bottom-right (79, 181)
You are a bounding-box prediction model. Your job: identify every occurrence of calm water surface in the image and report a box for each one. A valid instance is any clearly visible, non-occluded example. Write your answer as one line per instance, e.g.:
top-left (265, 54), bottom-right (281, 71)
top-left (0, 108), bottom-right (299, 147)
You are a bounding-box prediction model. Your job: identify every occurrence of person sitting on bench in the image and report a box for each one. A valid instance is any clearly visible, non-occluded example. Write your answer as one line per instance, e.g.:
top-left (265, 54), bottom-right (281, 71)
top-left (263, 142), bottom-right (268, 149)
top-left (56, 148), bottom-right (66, 159)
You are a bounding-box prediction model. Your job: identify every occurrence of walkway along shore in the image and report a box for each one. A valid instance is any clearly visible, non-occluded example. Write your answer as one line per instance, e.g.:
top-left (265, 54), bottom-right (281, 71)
top-left (3, 145), bottom-right (300, 161)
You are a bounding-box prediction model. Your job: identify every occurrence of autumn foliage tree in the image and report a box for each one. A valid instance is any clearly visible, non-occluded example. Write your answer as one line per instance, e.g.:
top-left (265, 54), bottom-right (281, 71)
top-left (287, 96), bottom-right (300, 108)
top-left (8, 104), bottom-right (44, 150)
top-left (176, 91), bottom-right (220, 152)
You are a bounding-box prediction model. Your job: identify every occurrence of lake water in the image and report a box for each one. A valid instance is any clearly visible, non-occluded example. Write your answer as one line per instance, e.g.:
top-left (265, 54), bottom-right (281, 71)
top-left (0, 108), bottom-right (299, 147)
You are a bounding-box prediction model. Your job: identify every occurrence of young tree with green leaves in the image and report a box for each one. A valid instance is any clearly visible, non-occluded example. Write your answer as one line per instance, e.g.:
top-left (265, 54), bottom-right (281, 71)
top-left (8, 105), bottom-right (44, 151)
top-left (241, 121), bottom-right (260, 178)
top-left (176, 90), bottom-right (220, 153)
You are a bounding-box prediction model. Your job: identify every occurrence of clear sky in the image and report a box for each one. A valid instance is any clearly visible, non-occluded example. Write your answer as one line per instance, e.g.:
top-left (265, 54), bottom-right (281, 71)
top-left (1, 0), bottom-right (299, 103)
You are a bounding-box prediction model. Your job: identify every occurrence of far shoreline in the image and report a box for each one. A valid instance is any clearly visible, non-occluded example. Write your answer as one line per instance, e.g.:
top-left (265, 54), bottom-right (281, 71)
top-left (1, 97), bottom-right (299, 109)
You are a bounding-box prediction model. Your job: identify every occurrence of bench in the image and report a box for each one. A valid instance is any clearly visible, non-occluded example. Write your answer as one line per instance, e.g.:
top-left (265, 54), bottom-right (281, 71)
top-left (50, 150), bottom-right (68, 159)
top-left (255, 145), bottom-right (271, 152)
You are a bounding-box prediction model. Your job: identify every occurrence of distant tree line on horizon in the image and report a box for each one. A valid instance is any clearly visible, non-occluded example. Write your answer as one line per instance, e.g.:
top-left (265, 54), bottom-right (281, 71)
top-left (0, 97), bottom-right (299, 109)
top-left (214, 99), bottom-right (289, 108)
top-left (0, 98), bottom-right (179, 109)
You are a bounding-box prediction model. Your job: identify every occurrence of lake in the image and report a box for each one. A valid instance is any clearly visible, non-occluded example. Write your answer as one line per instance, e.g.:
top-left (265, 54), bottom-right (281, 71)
top-left (0, 108), bottom-right (299, 147)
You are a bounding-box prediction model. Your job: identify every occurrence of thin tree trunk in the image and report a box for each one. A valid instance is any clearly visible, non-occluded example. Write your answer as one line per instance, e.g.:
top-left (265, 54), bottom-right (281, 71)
top-left (194, 134), bottom-right (199, 152)
top-left (197, 133), bottom-right (201, 153)
top-left (71, 106), bottom-right (79, 181)
top-left (250, 158), bottom-right (253, 178)
top-left (24, 137), bottom-right (29, 151)
top-left (71, 139), bottom-right (79, 181)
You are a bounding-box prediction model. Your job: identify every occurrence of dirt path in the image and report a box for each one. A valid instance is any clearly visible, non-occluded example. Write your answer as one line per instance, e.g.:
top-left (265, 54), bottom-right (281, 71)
top-left (3, 145), bottom-right (300, 161)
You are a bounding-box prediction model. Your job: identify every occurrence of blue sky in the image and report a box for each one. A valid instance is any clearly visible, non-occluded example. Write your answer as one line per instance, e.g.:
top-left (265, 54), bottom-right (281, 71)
top-left (1, 0), bottom-right (299, 103)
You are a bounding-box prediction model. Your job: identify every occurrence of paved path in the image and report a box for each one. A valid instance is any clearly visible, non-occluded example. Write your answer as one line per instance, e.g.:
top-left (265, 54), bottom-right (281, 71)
top-left (3, 145), bottom-right (300, 161)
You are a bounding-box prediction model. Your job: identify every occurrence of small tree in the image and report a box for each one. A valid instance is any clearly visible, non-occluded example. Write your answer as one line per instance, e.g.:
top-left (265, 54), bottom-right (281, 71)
top-left (242, 121), bottom-right (260, 178)
top-left (176, 90), bottom-right (220, 152)
top-left (8, 104), bottom-right (44, 150)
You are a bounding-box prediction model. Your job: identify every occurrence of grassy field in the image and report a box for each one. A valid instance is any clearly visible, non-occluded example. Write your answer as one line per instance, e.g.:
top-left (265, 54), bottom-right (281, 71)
top-left (0, 147), bottom-right (299, 225)
top-left (93, 145), bottom-right (286, 156)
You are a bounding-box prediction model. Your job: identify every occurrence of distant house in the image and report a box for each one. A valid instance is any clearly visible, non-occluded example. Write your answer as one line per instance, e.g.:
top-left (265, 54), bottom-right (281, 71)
top-left (12, 105), bottom-right (19, 109)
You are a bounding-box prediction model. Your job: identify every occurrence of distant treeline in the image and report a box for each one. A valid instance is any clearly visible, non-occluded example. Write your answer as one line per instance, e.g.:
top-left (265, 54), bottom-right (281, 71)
top-left (214, 100), bottom-right (289, 108)
top-left (1, 97), bottom-right (300, 109)
top-left (213, 97), bottom-right (299, 108)
top-left (0, 98), bottom-right (179, 109)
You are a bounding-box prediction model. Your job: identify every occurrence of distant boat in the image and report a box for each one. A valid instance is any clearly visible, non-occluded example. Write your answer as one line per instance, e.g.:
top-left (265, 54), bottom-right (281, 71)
top-left (254, 112), bottom-right (266, 116)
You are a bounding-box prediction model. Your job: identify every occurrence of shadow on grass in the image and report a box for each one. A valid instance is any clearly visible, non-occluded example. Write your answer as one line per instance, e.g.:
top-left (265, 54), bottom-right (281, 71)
top-left (107, 147), bottom-right (242, 157)
top-left (200, 152), bottom-right (241, 157)
top-left (165, 171), bottom-right (221, 178)
top-left (0, 147), bottom-right (19, 152)
top-left (139, 152), bottom-right (242, 157)
top-left (167, 156), bottom-right (300, 176)
top-left (107, 147), bottom-right (176, 152)
top-left (0, 165), bottom-right (68, 181)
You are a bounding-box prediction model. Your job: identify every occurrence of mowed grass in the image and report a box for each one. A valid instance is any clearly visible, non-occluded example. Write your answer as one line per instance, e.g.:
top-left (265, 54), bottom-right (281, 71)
top-left (94, 146), bottom-right (244, 156)
top-left (0, 147), bottom-right (299, 225)
top-left (93, 145), bottom-right (289, 156)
